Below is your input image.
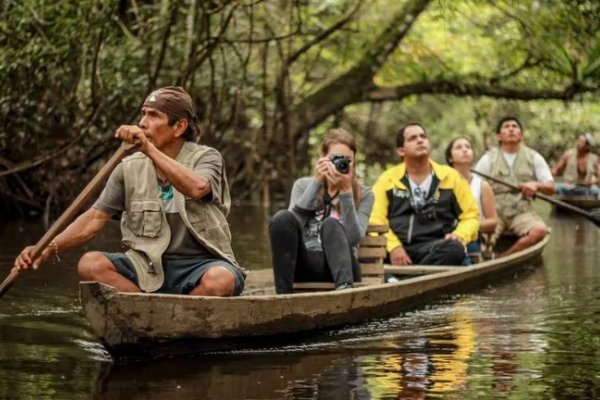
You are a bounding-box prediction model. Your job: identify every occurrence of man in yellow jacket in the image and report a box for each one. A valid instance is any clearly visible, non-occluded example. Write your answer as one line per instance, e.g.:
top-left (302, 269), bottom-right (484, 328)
top-left (370, 123), bottom-right (479, 266)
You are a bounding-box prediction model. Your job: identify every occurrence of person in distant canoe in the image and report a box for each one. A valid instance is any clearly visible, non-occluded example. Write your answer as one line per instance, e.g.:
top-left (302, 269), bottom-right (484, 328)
top-left (551, 133), bottom-right (599, 198)
top-left (445, 137), bottom-right (498, 260)
top-left (474, 116), bottom-right (554, 256)
top-left (269, 128), bottom-right (374, 294)
top-left (369, 123), bottom-right (479, 268)
top-left (13, 86), bottom-right (245, 296)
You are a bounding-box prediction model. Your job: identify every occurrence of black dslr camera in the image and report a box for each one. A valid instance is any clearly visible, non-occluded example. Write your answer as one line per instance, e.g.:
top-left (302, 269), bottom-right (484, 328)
top-left (330, 154), bottom-right (351, 174)
top-left (409, 196), bottom-right (438, 222)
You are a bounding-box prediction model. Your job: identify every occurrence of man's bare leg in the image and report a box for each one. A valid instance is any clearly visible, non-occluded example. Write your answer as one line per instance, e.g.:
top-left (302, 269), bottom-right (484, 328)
top-left (500, 227), bottom-right (547, 257)
top-left (189, 266), bottom-right (236, 296)
top-left (77, 251), bottom-right (141, 293)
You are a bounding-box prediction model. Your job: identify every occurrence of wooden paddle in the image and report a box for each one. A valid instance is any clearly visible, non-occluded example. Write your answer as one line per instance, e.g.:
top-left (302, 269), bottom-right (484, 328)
top-left (0, 142), bottom-right (137, 299)
top-left (472, 169), bottom-right (600, 228)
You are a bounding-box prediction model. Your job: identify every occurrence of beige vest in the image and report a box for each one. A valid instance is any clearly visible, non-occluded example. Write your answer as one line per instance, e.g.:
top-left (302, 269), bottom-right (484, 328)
top-left (563, 149), bottom-right (598, 184)
top-left (120, 141), bottom-right (237, 292)
top-left (488, 146), bottom-right (537, 219)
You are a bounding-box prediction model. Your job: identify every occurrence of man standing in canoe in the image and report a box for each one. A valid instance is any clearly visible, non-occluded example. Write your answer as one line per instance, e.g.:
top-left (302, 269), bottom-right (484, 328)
top-left (474, 116), bottom-right (555, 256)
top-left (551, 132), bottom-right (599, 198)
top-left (370, 123), bottom-right (479, 267)
top-left (14, 86), bottom-right (245, 296)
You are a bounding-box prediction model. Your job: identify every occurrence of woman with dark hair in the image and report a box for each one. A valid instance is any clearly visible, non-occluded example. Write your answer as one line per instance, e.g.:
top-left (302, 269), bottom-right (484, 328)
top-left (445, 137), bottom-right (497, 256)
top-left (269, 128), bottom-right (374, 294)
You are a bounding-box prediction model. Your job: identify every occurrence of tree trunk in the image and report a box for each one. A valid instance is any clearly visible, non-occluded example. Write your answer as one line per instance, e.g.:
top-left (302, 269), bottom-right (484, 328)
top-left (251, 0), bottom-right (433, 204)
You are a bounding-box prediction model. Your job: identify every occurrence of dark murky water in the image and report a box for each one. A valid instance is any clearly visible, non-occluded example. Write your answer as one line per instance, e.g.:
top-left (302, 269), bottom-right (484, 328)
top-left (1, 204), bottom-right (599, 399)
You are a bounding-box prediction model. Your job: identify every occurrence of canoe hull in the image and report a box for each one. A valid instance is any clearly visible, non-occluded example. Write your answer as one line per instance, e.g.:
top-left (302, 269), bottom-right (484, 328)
top-left (554, 195), bottom-right (600, 210)
top-left (80, 236), bottom-right (549, 359)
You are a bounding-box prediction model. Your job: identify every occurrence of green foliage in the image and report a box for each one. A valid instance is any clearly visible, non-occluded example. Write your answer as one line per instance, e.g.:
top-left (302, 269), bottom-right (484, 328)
top-left (343, 94), bottom-right (600, 181)
top-left (0, 0), bottom-right (599, 216)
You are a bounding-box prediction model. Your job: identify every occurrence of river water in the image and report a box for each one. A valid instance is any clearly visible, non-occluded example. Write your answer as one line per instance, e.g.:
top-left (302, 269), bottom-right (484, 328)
top-left (1, 204), bottom-right (599, 399)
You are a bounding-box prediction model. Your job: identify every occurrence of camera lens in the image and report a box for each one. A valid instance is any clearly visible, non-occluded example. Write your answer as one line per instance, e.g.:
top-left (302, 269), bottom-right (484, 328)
top-left (330, 155), bottom-right (350, 174)
top-left (335, 159), bottom-right (349, 174)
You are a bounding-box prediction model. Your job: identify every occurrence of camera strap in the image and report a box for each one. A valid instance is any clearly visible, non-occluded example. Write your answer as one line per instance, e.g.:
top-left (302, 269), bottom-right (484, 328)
top-left (402, 172), bottom-right (440, 211)
top-left (321, 182), bottom-right (339, 220)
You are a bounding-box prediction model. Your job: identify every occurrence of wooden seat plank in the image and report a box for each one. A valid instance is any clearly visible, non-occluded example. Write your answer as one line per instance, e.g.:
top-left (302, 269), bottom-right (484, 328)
top-left (359, 235), bottom-right (387, 247)
top-left (360, 263), bottom-right (385, 276)
top-left (357, 247), bottom-right (387, 259)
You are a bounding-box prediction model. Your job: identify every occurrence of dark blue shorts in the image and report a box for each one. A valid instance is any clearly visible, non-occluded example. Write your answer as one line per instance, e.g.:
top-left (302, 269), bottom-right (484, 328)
top-left (104, 252), bottom-right (245, 295)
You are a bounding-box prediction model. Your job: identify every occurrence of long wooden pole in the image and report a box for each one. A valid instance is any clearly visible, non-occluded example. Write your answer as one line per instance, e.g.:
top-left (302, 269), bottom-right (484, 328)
top-left (0, 143), bottom-right (137, 298)
top-left (472, 169), bottom-right (600, 228)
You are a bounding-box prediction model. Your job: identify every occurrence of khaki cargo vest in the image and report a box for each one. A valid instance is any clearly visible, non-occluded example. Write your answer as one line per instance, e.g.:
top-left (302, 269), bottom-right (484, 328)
top-left (488, 146), bottom-right (537, 219)
top-left (120, 141), bottom-right (238, 292)
top-left (563, 149), bottom-right (598, 184)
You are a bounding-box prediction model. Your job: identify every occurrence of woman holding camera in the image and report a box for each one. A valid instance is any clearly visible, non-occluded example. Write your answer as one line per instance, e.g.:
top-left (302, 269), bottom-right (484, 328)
top-left (269, 128), bottom-right (374, 294)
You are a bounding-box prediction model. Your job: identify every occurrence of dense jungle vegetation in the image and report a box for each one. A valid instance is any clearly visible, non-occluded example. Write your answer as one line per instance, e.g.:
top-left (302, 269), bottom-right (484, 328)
top-left (1, 0), bottom-right (600, 219)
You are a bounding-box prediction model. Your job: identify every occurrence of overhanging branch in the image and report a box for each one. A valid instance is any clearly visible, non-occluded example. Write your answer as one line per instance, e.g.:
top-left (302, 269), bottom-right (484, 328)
top-left (286, 1), bottom-right (362, 66)
top-left (289, 0), bottom-right (433, 135)
top-left (364, 80), bottom-right (596, 102)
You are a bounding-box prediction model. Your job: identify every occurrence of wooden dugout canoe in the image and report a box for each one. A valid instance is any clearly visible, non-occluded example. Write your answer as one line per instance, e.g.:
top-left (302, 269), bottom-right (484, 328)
top-left (80, 235), bottom-right (549, 359)
top-left (554, 195), bottom-right (600, 210)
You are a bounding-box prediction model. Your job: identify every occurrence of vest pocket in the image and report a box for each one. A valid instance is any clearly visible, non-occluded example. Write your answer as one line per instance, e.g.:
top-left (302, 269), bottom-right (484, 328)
top-left (189, 213), bottom-right (232, 247)
top-left (184, 199), bottom-right (233, 251)
top-left (129, 200), bottom-right (162, 237)
top-left (198, 223), bottom-right (233, 247)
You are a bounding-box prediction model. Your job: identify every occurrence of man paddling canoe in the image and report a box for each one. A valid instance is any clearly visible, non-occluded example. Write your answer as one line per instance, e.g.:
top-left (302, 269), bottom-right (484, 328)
top-left (14, 87), bottom-right (245, 296)
top-left (474, 116), bottom-right (555, 256)
top-left (551, 132), bottom-right (600, 198)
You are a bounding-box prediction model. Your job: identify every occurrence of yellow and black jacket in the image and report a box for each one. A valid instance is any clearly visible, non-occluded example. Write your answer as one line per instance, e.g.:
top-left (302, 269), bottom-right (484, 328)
top-left (370, 160), bottom-right (479, 253)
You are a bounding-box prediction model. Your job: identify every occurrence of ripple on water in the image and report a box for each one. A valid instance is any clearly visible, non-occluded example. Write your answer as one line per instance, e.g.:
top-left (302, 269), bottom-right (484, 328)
top-left (72, 339), bottom-right (112, 361)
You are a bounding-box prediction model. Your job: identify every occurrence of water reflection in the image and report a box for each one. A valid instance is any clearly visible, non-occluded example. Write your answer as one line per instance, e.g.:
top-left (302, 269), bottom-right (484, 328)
top-left (0, 206), bottom-right (599, 399)
top-left (359, 300), bottom-right (475, 399)
top-left (94, 353), bottom-right (372, 400)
